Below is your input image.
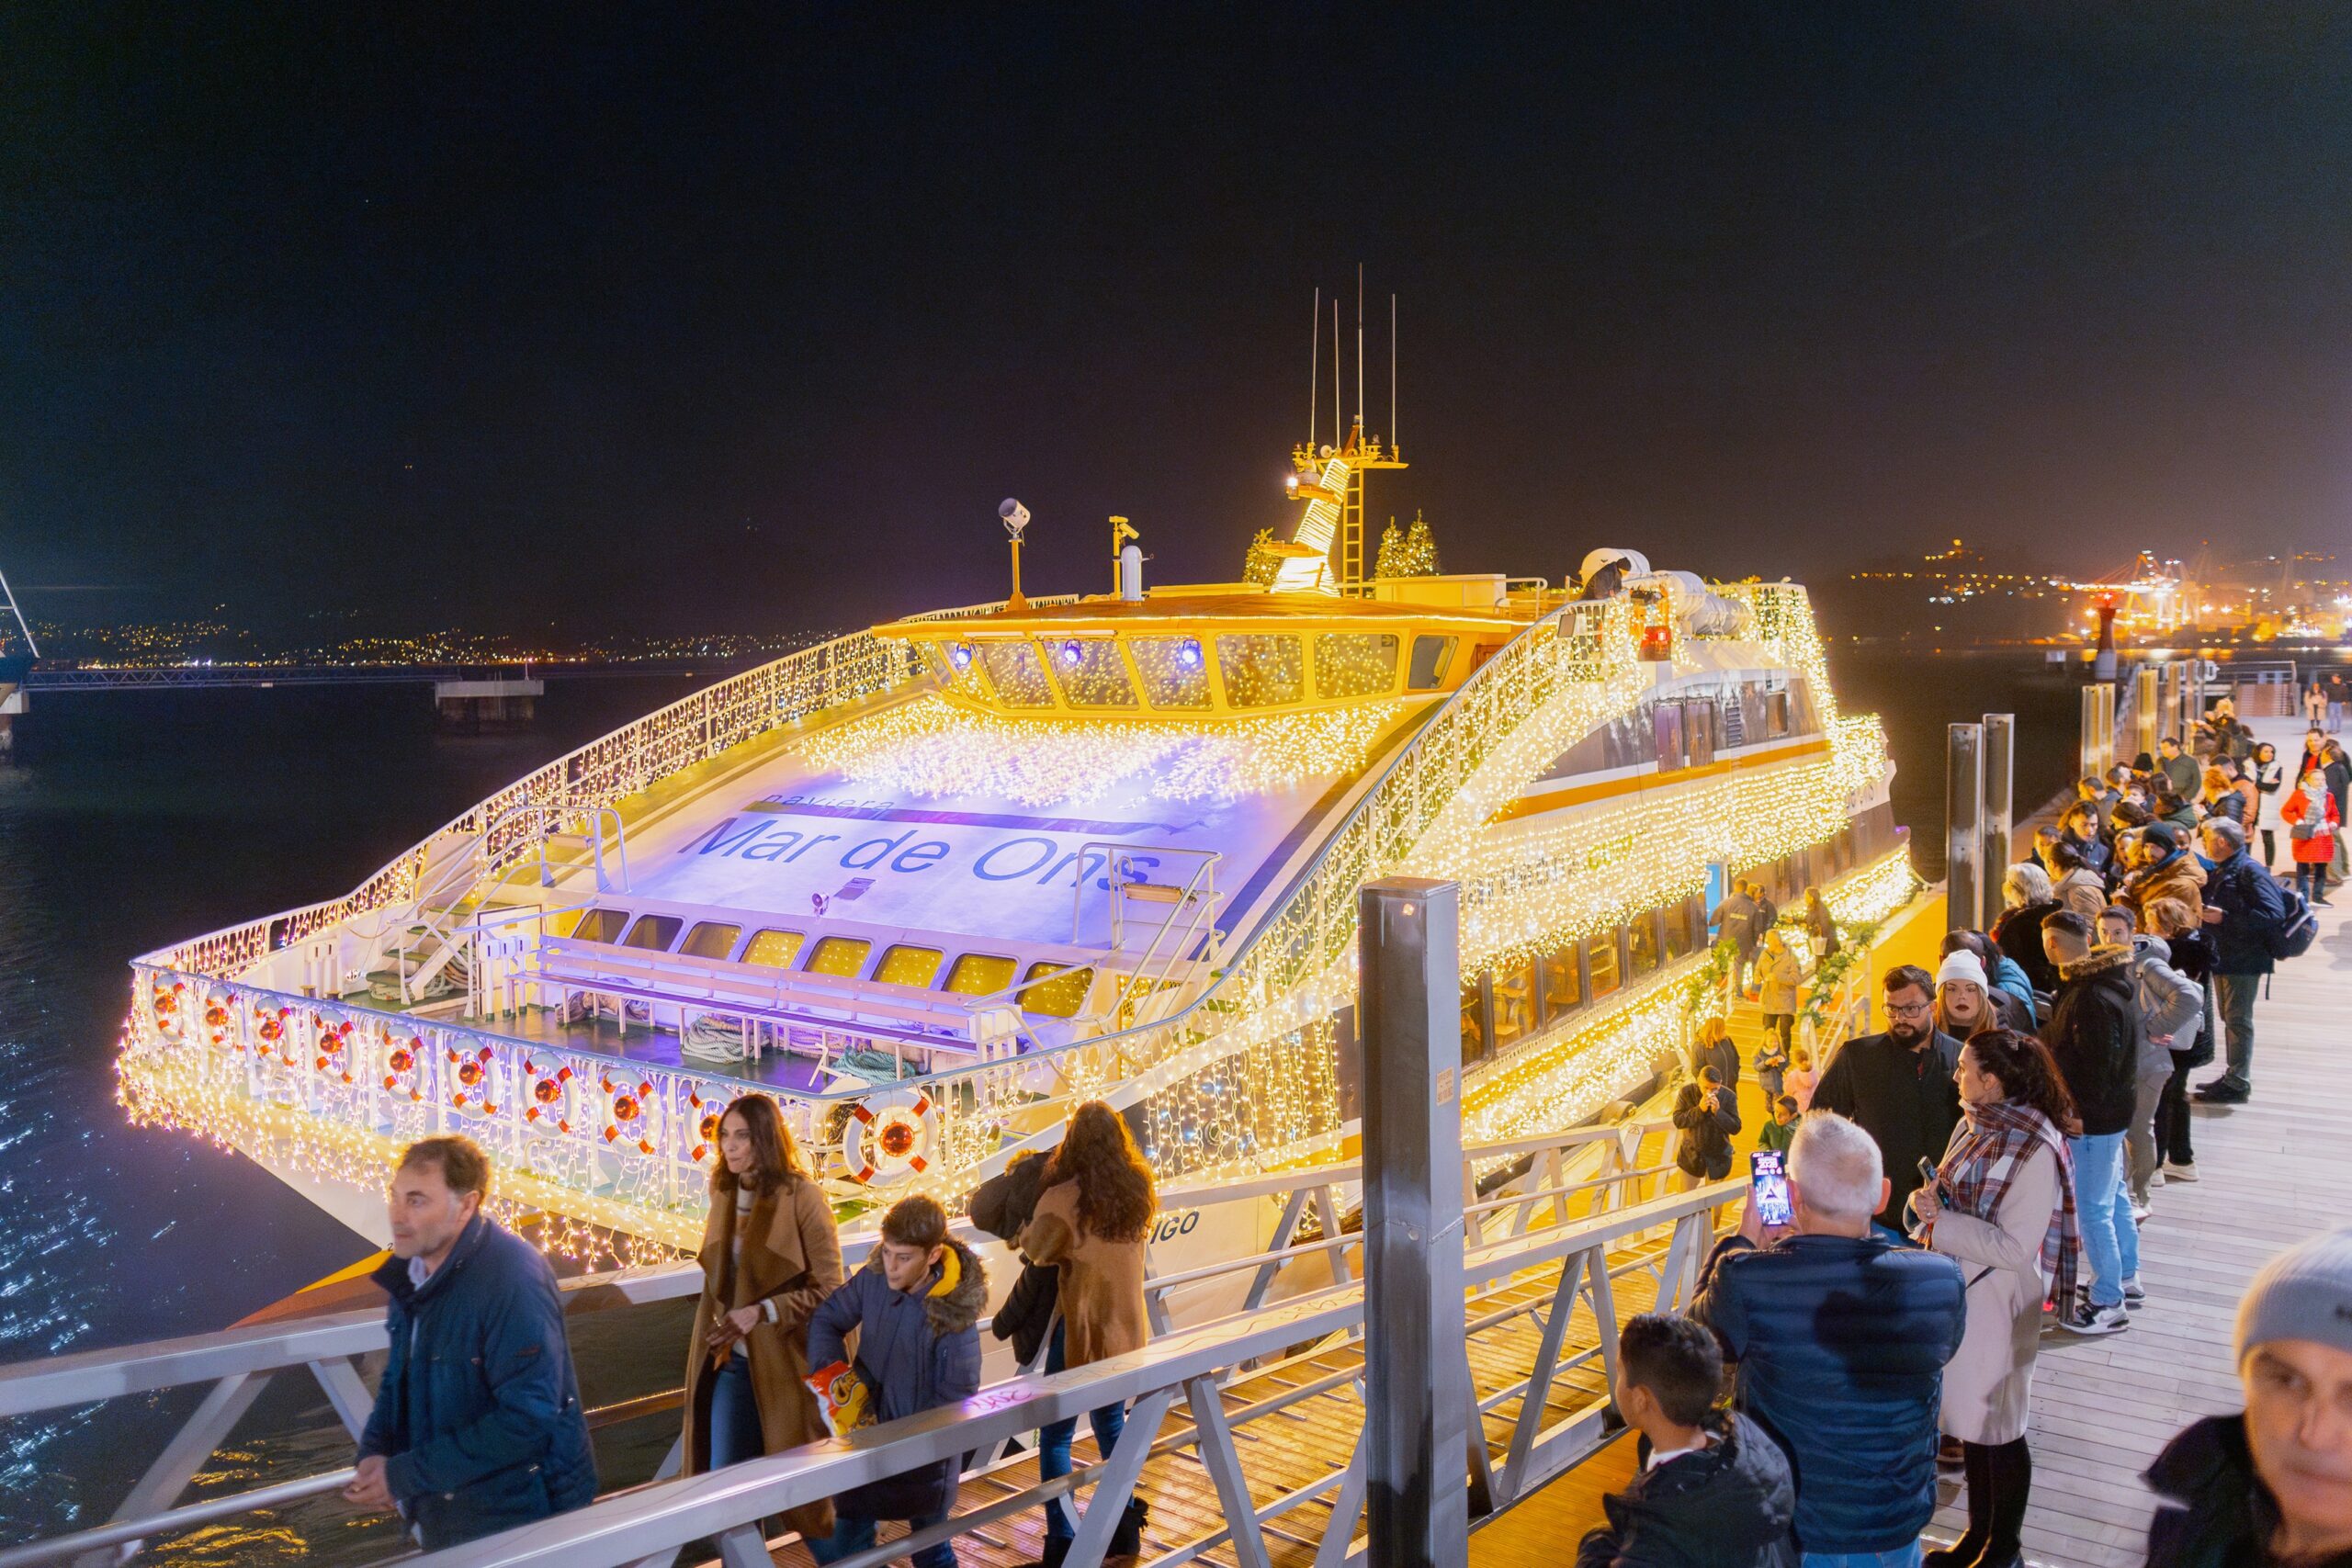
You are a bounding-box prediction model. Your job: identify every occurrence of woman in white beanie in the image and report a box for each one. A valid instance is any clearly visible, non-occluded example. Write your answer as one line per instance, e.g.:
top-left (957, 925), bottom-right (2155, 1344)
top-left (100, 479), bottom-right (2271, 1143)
top-left (2146, 1228), bottom-right (2352, 1566)
top-left (1912, 1028), bottom-right (2078, 1568)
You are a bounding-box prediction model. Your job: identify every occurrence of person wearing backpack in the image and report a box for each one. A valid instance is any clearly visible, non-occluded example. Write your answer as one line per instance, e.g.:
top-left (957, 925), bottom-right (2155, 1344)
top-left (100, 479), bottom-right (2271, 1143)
top-left (2280, 767), bottom-right (2340, 908)
top-left (2194, 818), bottom-right (2287, 1107)
top-left (2040, 910), bottom-right (2142, 1332)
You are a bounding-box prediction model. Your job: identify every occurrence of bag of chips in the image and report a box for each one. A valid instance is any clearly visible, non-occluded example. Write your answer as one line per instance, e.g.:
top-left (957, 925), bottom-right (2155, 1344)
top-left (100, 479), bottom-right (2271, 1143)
top-left (806, 1360), bottom-right (875, 1438)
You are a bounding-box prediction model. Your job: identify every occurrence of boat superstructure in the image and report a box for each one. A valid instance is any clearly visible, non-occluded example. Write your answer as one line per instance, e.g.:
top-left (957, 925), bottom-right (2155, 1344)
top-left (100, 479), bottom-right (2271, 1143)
top-left (117, 430), bottom-right (1914, 1267)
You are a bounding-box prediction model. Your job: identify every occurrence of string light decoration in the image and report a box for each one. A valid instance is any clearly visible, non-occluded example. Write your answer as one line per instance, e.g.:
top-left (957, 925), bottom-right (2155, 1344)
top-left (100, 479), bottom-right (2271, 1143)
top-left (1242, 529), bottom-right (1283, 587)
top-left (1312, 633), bottom-right (1401, 699)
top-left (797, 692), bottom-right (1409, 807)
top-left (118, 579), bottom-right (1916, 1245)
top-left (1374, 510), bottom-right (1440, 578)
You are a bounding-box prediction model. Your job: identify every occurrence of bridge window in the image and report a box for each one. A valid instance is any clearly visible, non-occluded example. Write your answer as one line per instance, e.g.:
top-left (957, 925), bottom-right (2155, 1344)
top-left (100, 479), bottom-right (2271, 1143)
top-left (679, 921), bottom-right (742, 961)
top-left (806, 937), bottom-right (873, 978)
top-left (924, 640), bottom-right (990, 699)
top-left (741, 929), bottom-right (808, 969)
top-left (1045, 637), bottom-right (1138, 709)
top-left (875, 944), bottom-right (944, 987)
top-left (1128, 637), bottom-right (1214, 709)
top-left (975, 640), bottom-right (1057, 708)
top-left (1215, 634), bottom-right (1306, 708)
top-left (1407, 636), bottom-right (1455, 691)
top-left (1585, 930), bottom-right (1622, 999)
top-left (943, 953), bottom-right (1018, 995)
top-left (1315, 633), bottom-right (1400, 699)
top-left (1020, 962), bottom-right (1094, 1018)
top-left (621, 914), bottom-right (684, 952)
top-left (567, 908), bottom-right (628, 944)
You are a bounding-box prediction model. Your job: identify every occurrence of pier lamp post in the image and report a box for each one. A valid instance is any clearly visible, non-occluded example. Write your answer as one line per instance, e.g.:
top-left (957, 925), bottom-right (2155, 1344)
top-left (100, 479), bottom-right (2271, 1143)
top-left (1948, 723), bottom-right (1984, 936)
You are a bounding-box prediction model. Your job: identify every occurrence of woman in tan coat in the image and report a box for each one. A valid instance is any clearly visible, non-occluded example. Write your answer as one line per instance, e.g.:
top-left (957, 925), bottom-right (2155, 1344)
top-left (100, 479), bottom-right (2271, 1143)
top-left (1020, 1100), bottom-right (1157, 1565)
top-left (1914, 1029), bottom-right (2078, 1568)
top-left (681, 1093), bottom-right (843, 1543)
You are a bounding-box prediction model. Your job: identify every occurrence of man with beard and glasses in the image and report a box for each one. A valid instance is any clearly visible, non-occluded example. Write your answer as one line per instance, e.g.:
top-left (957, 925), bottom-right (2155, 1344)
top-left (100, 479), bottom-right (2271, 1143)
top-left (1809, 964), bottom-right (1962, 1241)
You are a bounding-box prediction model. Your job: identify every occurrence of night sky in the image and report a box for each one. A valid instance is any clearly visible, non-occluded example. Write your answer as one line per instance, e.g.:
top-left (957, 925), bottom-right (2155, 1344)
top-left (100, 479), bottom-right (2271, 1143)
top-left (5, 6), bottom-right (2349, 637)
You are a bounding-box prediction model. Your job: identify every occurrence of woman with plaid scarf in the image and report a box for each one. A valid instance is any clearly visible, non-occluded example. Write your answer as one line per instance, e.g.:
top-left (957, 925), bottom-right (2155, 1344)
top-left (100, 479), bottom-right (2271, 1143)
top-left (1911, 1028), bottom-right (2079, 1568)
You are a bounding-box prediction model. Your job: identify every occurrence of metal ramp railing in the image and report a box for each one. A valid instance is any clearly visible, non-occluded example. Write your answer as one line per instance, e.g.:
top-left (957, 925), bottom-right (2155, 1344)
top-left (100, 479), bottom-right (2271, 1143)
top-left (0, 1117), bottom-right (1684, 1568)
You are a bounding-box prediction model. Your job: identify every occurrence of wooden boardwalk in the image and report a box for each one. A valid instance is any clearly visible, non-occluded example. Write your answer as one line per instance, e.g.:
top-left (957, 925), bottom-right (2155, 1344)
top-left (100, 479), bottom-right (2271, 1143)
top-left (1482, 713), bottom-right (2352, 1568)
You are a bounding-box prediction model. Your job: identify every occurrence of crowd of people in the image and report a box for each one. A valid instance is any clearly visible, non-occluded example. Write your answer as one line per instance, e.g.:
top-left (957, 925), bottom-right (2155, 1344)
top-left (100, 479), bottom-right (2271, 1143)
top-left (346, 1098), bottom-right (1159, 1566)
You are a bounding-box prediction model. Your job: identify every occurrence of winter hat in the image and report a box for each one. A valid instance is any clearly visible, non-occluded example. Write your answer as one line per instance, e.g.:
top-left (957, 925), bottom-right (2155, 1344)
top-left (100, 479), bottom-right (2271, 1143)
top-left (2234, 1229), bottom-right (2352, 1365)
top-left (2142, 823), bottom-right (2177, 853)
top-left (1935, 950), bottom-right (1989, 992)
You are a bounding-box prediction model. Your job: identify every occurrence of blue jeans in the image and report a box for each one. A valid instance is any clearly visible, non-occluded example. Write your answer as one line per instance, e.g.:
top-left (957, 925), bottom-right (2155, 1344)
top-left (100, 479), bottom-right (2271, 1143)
top-left (806, 1512), bottom-right (956, 1568)
top-left (1037, 1323), bottom-right (1129, 1541)
top-left (2068, 1131), bottom-right (2138, 1308)
top-left (1804, 1547), bottom-right (1923, 1568)
top-left (707, 1353), bottom-right (763, 1469)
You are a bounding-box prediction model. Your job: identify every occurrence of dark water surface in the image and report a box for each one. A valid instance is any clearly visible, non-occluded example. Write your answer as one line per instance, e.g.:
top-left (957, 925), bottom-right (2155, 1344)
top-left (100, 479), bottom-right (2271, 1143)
top-left (0, 651), bottom-right (2074, 1546)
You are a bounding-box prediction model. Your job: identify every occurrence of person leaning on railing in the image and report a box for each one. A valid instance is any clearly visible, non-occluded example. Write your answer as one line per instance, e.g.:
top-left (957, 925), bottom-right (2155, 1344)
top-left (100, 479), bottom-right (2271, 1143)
top-left (680, 1093), bottom-right (844, 1546)
top-left (345, 1136), bottom-right (596, 1550)
top-left (1017, 1100), bottom-right (1158, 1566)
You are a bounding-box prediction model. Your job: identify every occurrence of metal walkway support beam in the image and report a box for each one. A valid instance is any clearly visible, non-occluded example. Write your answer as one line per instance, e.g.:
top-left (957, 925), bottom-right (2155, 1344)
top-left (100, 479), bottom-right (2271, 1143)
top-left (1358, 876), bottom-right (1472, 1568)
top-left (1946, 725), bottom-right (1983, 936)
top-left (1980, 714), bottom-right (2014, 930)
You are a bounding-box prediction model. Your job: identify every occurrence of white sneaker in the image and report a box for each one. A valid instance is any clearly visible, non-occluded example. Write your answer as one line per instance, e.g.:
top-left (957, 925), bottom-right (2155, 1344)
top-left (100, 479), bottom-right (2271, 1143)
top-left (2122, 1275), bottom-right (2146, 1305)
top-left (2163, 1160), bottom-right (2199, 1182)
top-left (2149, 1169), bottom-right (2165, 1190)
top-left (2061, 1300), bottom-right (2131, 1335)
top-left (2130, 1199), bottom-right (2152, 1226)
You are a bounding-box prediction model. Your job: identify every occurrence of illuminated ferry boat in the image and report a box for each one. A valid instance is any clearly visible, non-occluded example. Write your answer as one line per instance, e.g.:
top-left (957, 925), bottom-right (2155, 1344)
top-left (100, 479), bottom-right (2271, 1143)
top-left (117, 425), bottom-right (1916, 1279)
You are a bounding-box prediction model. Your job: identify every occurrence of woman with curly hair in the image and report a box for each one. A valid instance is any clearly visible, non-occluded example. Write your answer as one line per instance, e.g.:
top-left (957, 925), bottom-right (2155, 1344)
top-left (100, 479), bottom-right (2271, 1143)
top-left (680, 1093), bottom-right (842, 1545)
top-left (1912, 1029), bottom-right (2078, 1568)
top-left (1019, 1100), bottom-right (1158, 1564)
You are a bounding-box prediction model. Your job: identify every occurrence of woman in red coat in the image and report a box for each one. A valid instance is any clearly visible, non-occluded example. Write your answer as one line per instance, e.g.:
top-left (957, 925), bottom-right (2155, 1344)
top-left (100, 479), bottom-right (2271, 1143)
top-left (2279, 768), bottom-right (2340, 907)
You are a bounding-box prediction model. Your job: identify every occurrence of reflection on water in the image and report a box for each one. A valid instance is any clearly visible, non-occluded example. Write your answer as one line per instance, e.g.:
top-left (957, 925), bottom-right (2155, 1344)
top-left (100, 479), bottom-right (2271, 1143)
top-left (0, 652), bottom-right (2080, 1554)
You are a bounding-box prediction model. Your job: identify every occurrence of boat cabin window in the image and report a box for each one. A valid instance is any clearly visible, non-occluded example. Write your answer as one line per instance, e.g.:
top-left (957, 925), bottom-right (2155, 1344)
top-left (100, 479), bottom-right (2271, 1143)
top-left (1652, 703), bottom-right (1685, 771)
top-left (1046, 637), bottom-right (1138, 709)
top-left (975, 640), bottom-right (1057, 708)
top-left (1315, 633), bottom-right (1400, 699)
top-left (568, 908), bottom-right (629, 944)
top-left (876, 944), bottom-right (944, 987)
top-left (679, 921), bottom-right (743, 960)
top-left (1627, 914), bottom-right (1661, 978)
top-left (1541, 948), bottom-right (1582, 1018)
top-left (1765, 687), bottom-right (1792, 739)
top-left (1020, 962), bottom-right (1094, 1018)
top-left (1407, 636), bottom-right (1455, 691)
top-left (1585, 931), bottom-right (1623, 999)
top-left (1682, 699), bottom-right (1718, 768)
top-left (1663, 899), bottom-right (1701, 962)
top-left (943, 953), bottom-right (1019, 995)
top-left (1460, 979), bottom-right (1487, 1067)
top-left (806, 937), bottom-right (873, 978)
top-left (1490, 958), bottom-right (1537, 1050)
top-left (621, 914), bottom-right (684, 952)
top-left (1215, 634), bottom-right (1306, 708)
top-left (926, 640), bottom-right (990, 699)
top-left (741, 929), bottom-right (808, 969)
top-left (1128, 637), bottom-right (1214, 709)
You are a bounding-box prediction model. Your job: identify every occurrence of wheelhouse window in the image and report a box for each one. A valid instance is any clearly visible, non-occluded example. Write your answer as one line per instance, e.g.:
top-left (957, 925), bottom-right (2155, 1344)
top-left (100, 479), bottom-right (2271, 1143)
top-left (1314, 633), bottom-right (1400, 699)
top-left (1128, 637), bottom-right (1214, 709)
top-left (975, 640), bottom-right (1057, 708)
top-left (1044, 637), bottom-right (1138, 709)
top-left (1215, 634), bottom-right (1306, 708)
top-left (1407, 635), bottom-right (1455, 691)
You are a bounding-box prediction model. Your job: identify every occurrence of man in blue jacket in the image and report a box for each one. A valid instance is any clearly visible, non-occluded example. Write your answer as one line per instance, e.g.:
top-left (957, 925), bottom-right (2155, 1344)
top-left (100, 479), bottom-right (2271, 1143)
top-left (346, 1136), bottom-right (596, 1549)
top-left (804, 1194), bottom-right (987, 1568)
top-left (2195, 818), bottom-right (2285, 1105)
top-left (1691, 1111), bottom-right (1966, 1567)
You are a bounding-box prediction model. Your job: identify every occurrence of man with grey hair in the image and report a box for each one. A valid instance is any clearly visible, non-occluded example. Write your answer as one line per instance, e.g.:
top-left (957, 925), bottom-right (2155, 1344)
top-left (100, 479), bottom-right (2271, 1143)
top-left (2197, 816), bottom-right (2284, 1105)
top-left (1691, 1111), bottom-right (1967, 1566)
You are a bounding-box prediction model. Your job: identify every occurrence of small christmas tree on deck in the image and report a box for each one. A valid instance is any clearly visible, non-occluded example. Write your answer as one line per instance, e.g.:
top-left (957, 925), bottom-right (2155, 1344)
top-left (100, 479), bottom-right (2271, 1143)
top-left (1242, 528), bottom-right (1283, 587)
top-left (1376, 510), bottom-right (1440, 578)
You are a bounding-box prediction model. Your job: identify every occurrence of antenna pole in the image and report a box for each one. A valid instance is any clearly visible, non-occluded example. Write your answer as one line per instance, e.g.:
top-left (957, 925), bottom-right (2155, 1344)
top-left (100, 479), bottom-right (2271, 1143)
top-left (1308, 287), bottom-right (1320, 450)
top-left (0, 565), bottom-right (39, 659)
top-left (1355, 263), bottom-right (1365, 434)
top-left (1332, 299), bottom-right (1340, 448)
top-left (1390, 292), bottom-right (1398, 450)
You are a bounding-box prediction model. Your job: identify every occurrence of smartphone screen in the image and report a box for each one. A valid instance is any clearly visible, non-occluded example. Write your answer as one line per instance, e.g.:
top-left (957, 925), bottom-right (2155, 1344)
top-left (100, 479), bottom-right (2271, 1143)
top-left (1750, 1149), bottom-right (1793, 1229)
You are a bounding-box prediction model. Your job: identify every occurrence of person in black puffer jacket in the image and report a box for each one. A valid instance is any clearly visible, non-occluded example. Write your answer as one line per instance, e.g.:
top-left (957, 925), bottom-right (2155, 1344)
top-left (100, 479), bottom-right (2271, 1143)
top-left (969, 1150), bottom-right (1060, 1369)
top-left (2039, 908), bottom-right (2142, 1334)
top-left (1674, 1067), bottom-right (1742, 1186)
top-left (1577, 1313), bottom-right (1794, 1568)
